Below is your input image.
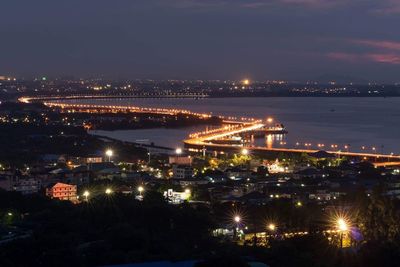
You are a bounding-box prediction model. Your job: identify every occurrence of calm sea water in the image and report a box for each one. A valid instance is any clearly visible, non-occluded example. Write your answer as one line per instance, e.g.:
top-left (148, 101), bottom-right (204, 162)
top-left (65, 97), bottom-right (400, 154)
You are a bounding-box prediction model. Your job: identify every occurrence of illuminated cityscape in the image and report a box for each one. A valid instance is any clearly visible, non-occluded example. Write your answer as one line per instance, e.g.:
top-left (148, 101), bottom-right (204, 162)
top-left (1, 1), bottom-right (400, 267)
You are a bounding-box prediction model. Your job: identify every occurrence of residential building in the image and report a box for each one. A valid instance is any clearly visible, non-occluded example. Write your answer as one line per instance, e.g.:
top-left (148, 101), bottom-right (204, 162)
top-left (172, 165), bottom-right (193, 179)
top-left (46, 182), bottom-right (77, 202)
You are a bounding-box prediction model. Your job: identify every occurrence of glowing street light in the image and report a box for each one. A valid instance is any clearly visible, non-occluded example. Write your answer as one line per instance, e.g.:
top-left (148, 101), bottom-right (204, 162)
top-left (105, 188), bottom-right (113, 195)
top-left (138, 186), bottom-right (144, 196)
top-left (337, 218), bottom-right (348, 231)
top-left (242, 79), bottom-right (250, 85)
top-left (176, 148), bottom-right (183, 155)
top-left (83, 190), bottom-right (90, 201)
top-left (234, 215), bottom-right (241, 223)
top-left (241, 148), bottom-right (249, 156)
top-left (105, 149), bottom-right (113, 162)
top-left (336, 217), bottom-right (349, 248)
top-left (268, 223), bottom-right (276, 231)
top-left (267, 117), bottom-right (273, 123)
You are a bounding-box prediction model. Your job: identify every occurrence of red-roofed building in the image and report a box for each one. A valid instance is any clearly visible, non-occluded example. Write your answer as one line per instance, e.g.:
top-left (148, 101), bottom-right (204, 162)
top-left (46, 182), bottom-right (77, 202)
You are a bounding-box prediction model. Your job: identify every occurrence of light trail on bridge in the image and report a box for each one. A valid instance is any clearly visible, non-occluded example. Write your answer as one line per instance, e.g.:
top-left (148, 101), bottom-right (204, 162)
top-left (184, 123), bottom-right (400, 162)
top-left (18, 95), bottom-right (400, 162)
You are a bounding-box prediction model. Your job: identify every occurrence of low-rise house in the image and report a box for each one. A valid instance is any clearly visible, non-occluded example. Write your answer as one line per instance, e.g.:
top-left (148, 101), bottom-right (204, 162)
top-left (225, 167), bottom-right (251, 180)
top-left (172, 165), bottom-right (193, 179)
top-left (294, 168), bottom-right (324, 179)
top-left (73, 162), bottom-right (120, 180)
top-left (0, 175), bottom-right (13, 191)
top-left (308, 189), bottom-right (342, 202)
top-left (237, 191), bottom-right (268, 205)
top-left (0, 171), bottom-right (41, 194)
top-left (12, 177), bottom-right (41, 195)
top-left (46, 182), bottom-right (77, 202)
top-left (174, 177), bottom-right (209, 187)
top-left (67, 155), bottom-right (103, 166)
top-left (169, 155), bottom-right (192, 166)
top-left (205, 175), bottom-right (227, 184)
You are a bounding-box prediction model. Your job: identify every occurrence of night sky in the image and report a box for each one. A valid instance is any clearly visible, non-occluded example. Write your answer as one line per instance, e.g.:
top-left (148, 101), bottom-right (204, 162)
top-left (1, 0), bottom-right (400, 82)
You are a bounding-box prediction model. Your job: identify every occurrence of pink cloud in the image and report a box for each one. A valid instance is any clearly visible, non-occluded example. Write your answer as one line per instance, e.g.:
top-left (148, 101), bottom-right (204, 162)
top-left (351, 39), bottom-right (400, 51)
top-left (165, 0), bottom-right (350, 9)
top-left (372, 0), bottom-right (400, 14)
top-left (327, 52), bottom-right (360, 62)
top-left (279, 0), bottom-right (347, 8)
top-left (366, 54), bottom-right (400, 64)
top-left (327, 52), bottom-right (400, 65)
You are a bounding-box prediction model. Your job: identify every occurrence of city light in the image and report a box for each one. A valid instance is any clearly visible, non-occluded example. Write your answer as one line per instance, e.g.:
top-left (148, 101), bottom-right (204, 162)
top-left (267, 117), bottom-right (273, 123)
top-left (138, 186), bottom-right (144, 196)
top-left (105, 188), bottom-right (113, 195)
top-left (241, 148), bottom-right (249, 155)
top-left (83, 190), bottom-right (90, 201)
top-left (105, 149), bottom-right (113, 162)
top-left (268, 223), bottom-right (276, 231)
top-left (337, 218), bottom-right (348, 231)
top-left (234, 215), bottom-right (241, 223)
top-left (176, 148), bottom-right (183, 155)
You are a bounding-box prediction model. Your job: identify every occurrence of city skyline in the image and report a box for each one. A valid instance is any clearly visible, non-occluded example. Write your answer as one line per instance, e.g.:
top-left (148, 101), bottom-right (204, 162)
top-left (1, 0), bottom-right (400, 82)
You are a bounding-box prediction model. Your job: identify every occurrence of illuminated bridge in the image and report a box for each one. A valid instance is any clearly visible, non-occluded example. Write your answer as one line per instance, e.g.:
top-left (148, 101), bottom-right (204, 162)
top-left (184, 122), bottom-right (400, 165)
top-left (19, 95), bottom-right (400, 165)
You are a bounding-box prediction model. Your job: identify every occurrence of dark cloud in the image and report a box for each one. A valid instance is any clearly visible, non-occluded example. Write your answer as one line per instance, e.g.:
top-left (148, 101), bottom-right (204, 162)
top-left (0, 0), bottom-right (399, 81)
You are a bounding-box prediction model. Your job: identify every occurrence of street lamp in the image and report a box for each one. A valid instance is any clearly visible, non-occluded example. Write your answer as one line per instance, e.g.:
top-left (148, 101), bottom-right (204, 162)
top-left (176, 148), bottom-right (183, 155)
top-left (234, 215), bottom-right (241, 223)
top-left (105, 149), bottom-right (113, 162)
top-left (241, 148), bottom-right (249, 156)
top-left (83, 190), bottom-right (90, 201)
top-left (337, 218), bottom-right (349, 248)
top-left (337, 218), bottom-right (348, 231)
top-left (105, 188), bottom-right (112, 195)
top-left (138, 186), bottom-right (144, 196)
top-left (233, 215), bottom-right (241, 239)
top-left (266, 223), bottom-right (277, 246)
top-left (268, 223), bottom-right (276, 231)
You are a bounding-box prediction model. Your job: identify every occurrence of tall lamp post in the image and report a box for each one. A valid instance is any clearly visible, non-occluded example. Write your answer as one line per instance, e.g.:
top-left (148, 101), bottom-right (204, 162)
top-left (337, 218), bottom-right (348, 249)
top-left (83, 190), bottom-right (90, 202)
top-left (266, 223), bottom-right (276, 247)
top-left (176, 148), bottom-right (183, 155)
top-left (105, 149), bottom-right (113, 162)
top-left (138, 186), bottom-right (144, 197)
top-left (234, 215), bottom-right (241, 240)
